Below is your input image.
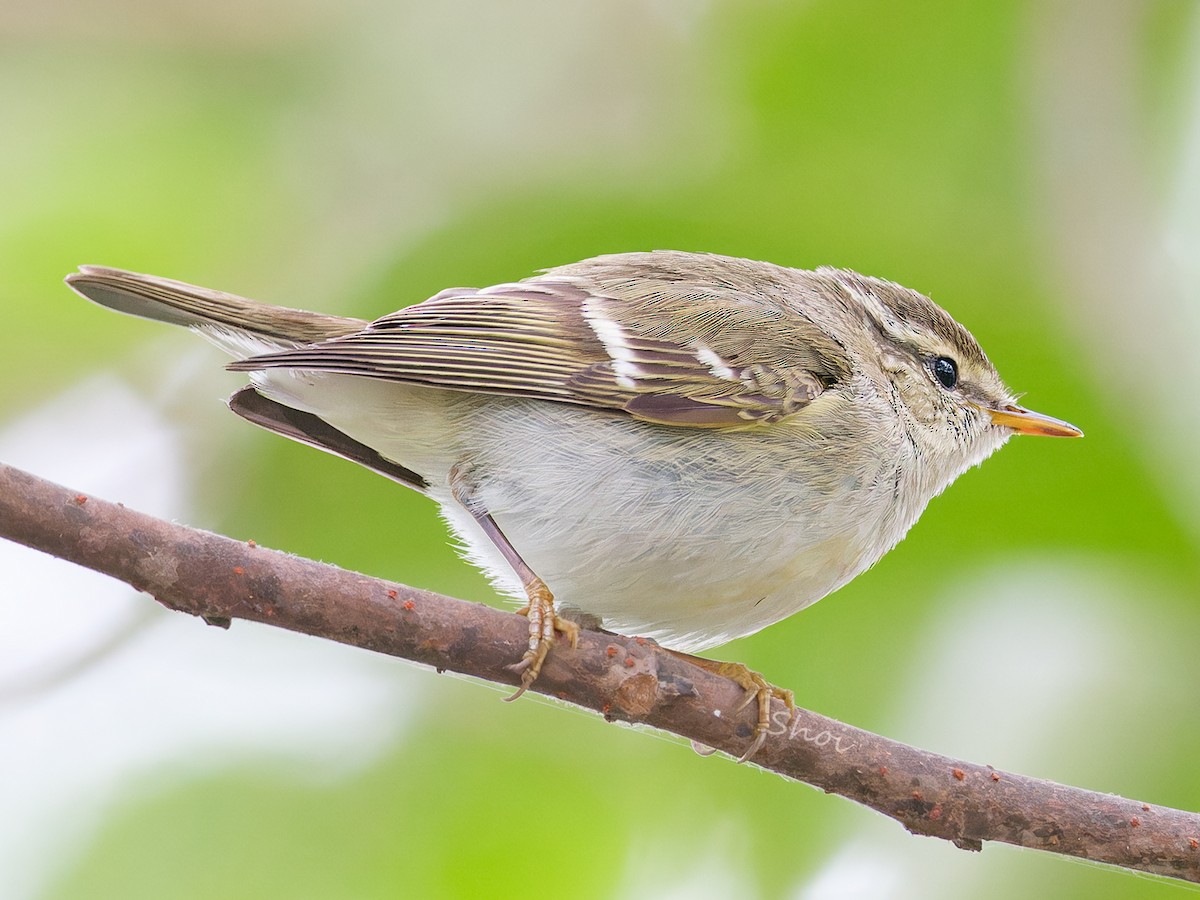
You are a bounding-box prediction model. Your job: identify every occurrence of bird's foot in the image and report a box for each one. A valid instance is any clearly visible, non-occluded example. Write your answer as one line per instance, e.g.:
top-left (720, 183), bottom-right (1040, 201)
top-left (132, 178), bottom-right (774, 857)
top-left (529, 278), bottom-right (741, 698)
top-left (672, 653), bottom-right (795, 762)
top-left (504, 578), bottom-right (579, 701)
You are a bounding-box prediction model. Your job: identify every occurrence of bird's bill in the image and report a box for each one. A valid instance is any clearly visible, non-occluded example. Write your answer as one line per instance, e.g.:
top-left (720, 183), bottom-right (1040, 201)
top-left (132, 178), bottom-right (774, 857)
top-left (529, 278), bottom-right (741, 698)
top-left (987, 404), bottom-right (1083, 438)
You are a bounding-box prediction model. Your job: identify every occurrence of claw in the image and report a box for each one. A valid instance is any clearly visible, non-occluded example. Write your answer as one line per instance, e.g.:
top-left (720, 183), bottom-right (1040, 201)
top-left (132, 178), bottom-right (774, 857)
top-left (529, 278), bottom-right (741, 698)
top-left (667, 651), bottom-right (795, 762)
top-left (728, 666), bottom-right (795, 763)
top-left (447, 467), bottom-right (579, 701)
top-left (503, 578), bottom-right (579, 701)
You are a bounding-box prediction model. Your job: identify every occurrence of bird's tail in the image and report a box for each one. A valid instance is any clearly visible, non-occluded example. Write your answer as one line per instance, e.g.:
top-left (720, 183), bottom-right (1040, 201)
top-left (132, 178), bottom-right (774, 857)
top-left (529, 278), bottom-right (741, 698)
top-left (65, 266), bottom-right (367, 349)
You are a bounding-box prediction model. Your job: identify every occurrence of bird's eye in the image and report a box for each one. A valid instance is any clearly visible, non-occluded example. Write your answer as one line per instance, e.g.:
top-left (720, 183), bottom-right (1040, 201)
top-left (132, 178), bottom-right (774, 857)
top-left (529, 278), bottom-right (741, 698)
top-left (930, 356), bottom-right (958, 390)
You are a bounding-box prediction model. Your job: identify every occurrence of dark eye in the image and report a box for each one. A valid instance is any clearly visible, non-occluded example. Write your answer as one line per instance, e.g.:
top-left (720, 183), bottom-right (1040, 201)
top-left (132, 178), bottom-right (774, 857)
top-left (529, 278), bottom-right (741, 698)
top-left (930, 356), bottom-right (958, 390)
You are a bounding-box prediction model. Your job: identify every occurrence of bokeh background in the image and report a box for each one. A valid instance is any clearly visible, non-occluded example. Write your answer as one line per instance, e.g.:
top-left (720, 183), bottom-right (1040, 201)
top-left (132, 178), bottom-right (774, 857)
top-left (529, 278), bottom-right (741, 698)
top-left (1, 1), bottom-right (1198, 897)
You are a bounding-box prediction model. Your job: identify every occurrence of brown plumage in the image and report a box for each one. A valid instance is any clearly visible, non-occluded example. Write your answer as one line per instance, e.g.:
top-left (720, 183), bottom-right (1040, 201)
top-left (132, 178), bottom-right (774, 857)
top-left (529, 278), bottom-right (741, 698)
top-left (67, 251), bottom-right (1080, 752)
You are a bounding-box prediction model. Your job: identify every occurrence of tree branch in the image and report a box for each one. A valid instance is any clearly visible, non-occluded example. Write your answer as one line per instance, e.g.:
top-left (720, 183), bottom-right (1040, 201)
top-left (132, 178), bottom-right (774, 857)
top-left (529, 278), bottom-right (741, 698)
top-left (1, 460), bottom-right (1197, 881)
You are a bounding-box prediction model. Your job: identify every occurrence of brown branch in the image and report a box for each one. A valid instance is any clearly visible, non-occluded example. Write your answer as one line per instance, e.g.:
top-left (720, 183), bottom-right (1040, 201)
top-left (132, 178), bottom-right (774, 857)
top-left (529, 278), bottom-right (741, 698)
top-left (1, 459), bottom-right (1197, 881)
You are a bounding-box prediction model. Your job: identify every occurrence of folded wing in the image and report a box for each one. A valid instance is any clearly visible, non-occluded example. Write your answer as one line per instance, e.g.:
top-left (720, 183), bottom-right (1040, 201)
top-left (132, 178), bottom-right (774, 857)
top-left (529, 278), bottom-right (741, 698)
top-left (229, 268), bottom-right (849, 429)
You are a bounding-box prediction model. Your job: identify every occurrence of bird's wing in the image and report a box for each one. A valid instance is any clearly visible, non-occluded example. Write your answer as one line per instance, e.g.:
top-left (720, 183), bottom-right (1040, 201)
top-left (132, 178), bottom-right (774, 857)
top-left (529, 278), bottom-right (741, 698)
top-left (228, 258), bottom-right (852, 429)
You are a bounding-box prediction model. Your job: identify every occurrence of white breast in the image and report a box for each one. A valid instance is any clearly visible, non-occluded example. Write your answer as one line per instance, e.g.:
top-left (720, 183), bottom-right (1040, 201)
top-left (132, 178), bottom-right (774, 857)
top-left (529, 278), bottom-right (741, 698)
top-left (256, 371), bottom-right (919, 652)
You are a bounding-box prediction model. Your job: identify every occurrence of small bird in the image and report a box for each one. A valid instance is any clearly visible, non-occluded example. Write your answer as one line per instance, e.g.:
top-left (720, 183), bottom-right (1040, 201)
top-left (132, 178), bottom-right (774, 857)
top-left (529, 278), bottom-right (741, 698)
top-left (67, 252), bottom-right (1081, 756)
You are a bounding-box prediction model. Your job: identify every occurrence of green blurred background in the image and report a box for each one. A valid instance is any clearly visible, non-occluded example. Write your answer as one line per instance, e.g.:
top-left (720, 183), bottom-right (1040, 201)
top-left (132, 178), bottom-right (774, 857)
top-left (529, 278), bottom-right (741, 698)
top-left (2, 1), bottom-right (1198, 897)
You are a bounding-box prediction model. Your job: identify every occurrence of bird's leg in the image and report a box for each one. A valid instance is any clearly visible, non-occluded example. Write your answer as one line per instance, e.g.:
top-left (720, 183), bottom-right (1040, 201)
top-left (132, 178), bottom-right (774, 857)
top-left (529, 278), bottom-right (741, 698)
top-left (449, 466), bottom-right (579, 700)
top-left (665, 650), bottom-right (796, 762)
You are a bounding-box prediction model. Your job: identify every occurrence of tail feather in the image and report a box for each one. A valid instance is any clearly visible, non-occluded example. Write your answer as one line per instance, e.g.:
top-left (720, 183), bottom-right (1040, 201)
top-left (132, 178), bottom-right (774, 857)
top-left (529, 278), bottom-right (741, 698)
top-left (229, 386), bottom-right (428, 491)
top-left (65, 266), bottom-right (367, 346)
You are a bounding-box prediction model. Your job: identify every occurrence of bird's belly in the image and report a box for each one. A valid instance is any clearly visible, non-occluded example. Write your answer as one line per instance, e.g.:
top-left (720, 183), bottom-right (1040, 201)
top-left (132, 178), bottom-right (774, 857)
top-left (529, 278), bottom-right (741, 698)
top-left (438, 397), bottom-right (904, 652)
top-left (264, 374), bottom-right (908, 653)
top-left (531, 527), bottom-right (868, 652)
top-left (438, 477), bottom-right (885, 651)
